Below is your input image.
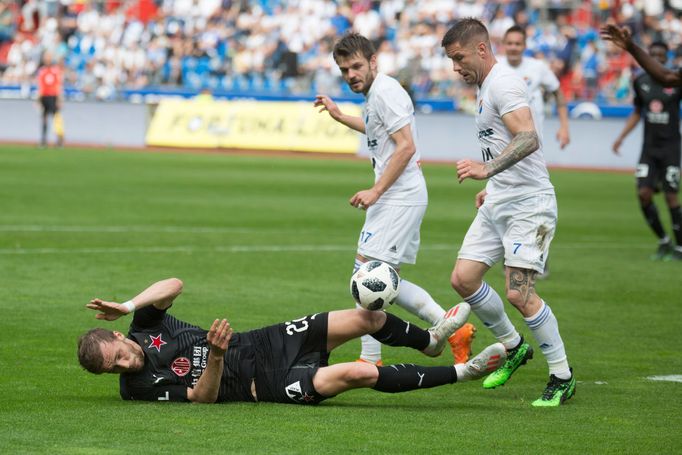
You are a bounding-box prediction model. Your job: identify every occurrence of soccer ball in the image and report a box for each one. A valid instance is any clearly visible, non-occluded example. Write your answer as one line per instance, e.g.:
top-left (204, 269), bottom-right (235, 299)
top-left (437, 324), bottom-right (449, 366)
top-left (350, 261), bottom-right (401, 311)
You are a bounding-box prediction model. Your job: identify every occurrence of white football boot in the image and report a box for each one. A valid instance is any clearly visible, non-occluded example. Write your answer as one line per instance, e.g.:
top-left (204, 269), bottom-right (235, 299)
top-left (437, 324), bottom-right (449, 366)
top-left (422, 302), bottom-right (471, 357)
top-left (455, 342), bottom-right (507, 382)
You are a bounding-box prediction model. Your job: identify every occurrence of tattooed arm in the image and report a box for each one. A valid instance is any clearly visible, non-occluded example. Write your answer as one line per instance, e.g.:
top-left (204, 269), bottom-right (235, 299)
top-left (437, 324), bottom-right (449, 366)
top-left (484, 107), bottom-right (539, 178)
top-left (456, 106), bottom-right (539, 182)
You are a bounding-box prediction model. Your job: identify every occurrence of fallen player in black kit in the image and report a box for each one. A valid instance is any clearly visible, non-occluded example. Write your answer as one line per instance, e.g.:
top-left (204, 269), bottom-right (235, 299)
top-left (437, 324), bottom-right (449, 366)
top-left (78, 278), bottom-right (505, 404)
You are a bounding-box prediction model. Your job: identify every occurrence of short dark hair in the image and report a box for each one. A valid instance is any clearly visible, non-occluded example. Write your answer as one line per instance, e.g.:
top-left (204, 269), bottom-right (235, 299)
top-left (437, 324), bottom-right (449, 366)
top-left (650, 40), bottom-right (669, 52)
top-left (441, 18), bottom-right (490, 48)
top-left (333, 32), bottom-right (376, 63)
top-left (77, 328), bottom-right (117, 374)
top-left (504, 24), bottom-right (526, 40)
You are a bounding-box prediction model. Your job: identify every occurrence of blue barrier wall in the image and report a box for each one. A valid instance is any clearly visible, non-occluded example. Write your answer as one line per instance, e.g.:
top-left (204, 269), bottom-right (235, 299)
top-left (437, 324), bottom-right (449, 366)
top-left (0, 84), bottom-right (638, 117)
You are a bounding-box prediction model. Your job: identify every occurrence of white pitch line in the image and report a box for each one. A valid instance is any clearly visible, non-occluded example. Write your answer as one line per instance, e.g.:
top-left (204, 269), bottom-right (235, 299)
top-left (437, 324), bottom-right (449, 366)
top-left (0, 225), bottom-right (264, 234)
top-left (0, 245), bottom-right (356, 255)
top-left (0, 225), bottom-right (658, 249)
top-left (0, 242), bottom-right (655, 255)
top-left (646, 375), bottom-right (682, 383)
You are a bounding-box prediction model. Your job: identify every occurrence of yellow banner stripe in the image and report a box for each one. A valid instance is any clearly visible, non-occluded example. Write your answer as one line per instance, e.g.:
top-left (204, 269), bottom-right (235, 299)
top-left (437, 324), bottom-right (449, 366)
top-left (146, 98), bottom-right (362, 154)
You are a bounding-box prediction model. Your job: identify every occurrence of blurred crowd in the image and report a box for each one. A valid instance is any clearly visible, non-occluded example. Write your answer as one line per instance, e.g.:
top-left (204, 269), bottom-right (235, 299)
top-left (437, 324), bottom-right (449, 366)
top-left (1, 0), bottom-right (681, 105)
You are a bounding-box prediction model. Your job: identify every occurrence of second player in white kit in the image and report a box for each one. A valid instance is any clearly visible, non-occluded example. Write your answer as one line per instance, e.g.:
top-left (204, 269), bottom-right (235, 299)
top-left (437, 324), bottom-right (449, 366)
top-left (498, 25), bottom-right (570, 150)
top-left (441, 18), bottom-right (575, 407)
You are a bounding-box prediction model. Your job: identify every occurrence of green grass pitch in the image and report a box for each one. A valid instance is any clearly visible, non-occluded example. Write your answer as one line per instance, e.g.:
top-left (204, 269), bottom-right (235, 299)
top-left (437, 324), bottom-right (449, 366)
top-left (0, 145), bottom-right (680, 454)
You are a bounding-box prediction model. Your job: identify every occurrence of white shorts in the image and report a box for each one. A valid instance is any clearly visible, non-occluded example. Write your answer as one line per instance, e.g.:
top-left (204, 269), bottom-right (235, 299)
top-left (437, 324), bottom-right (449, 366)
top-left (458, 193), bottom-right (557, 273)
top-left (357, 203), bottom-right (427, 266)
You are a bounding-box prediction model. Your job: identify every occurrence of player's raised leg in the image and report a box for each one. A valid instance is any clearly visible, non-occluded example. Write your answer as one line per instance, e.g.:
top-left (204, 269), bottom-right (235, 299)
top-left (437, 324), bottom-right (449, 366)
top-left (326, 303), bottom-right (470, 357)
top-left (395, 277), bottom-right (476, 363)
top-left (353, 254), bottom-right (472, 365)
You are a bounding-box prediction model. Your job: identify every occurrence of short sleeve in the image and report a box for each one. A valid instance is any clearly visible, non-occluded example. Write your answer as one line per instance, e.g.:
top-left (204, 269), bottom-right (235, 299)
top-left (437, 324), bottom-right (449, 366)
top-left (539, 62), bottom-right (560, 93)
top-left (120, 376), bottom-right (189, 402)
top-left (491, 73), bottom-right (529, 117)
top-left (130, 305), bottom-right (170, 330)
top-left (375, 81), bottom-right (413, 135)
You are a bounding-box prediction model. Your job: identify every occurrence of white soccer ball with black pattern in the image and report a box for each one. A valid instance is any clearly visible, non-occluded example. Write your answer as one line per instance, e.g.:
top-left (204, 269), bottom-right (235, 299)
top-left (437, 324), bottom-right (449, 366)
top-left (350, 261), bottom-right (401, 311)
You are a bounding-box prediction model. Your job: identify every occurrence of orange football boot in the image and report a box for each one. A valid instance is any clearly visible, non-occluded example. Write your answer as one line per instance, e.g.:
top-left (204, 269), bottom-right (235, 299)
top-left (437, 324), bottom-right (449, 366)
top-left (448, 323), bottom-right (476, 364)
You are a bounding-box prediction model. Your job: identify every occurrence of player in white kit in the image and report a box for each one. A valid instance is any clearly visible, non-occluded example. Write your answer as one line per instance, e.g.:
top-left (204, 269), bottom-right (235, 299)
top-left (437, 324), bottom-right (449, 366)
top-left (499, 25), bottom-right (570, 151)
top-left (314, 33), bottom-right (475, 366)
top-left (441, 18), bottom-right (575, 406)
top-left (498, 25), bottom-right (571, 279)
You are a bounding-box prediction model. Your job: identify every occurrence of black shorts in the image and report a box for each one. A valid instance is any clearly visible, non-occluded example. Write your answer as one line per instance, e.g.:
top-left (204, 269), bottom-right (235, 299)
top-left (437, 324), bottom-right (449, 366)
top-left (637, 150), bottom-right (681, 193)
top-left (40, 96), bottom-right (58, 114)
top-left (249, 312), bottom-right (330, 405)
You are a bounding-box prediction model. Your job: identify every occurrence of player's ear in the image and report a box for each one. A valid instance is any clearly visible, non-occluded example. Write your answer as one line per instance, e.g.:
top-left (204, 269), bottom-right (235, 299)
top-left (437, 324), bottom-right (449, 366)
top-left (113, 331), bottom-right (125, 340)
top-left (476, 41), bottom-right (487, 58)
top-left (369, 53), bottom-right (378, 72)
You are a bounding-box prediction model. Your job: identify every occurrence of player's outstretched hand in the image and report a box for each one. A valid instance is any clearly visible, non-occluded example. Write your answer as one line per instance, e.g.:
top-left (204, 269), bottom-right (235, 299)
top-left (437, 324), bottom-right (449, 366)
top-left (350, 188), bottom-right (380, 210)
top-left (207, 318), bottom-right (232, 356)
top-left (86, 298), bottom-right (129, 321)
top-left (612, 138), bottom-right (623, 155)
top-left (600, 24), bottom-right (632, 50)
top-left (475, 189), bottom-right (487, 209)
top-left (314, 94), bottom-right (342, 121)
top-left (456, 159), bottom-right (487, 183)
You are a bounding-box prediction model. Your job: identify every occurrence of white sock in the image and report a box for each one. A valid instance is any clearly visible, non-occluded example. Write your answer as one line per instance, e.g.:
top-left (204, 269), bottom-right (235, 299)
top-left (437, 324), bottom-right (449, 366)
top-left (358, 302), bottom-right (382, 363)
top-left (353, 259), bottom-right (382, 362)
top-left (524, 300), bottom-right (571, 379)
top-left (465, 282), bottom-right (520, 349)
top-left (454, 363), bottom-right (473, 382)
top-left (394, 279), bottom-right (446, 324)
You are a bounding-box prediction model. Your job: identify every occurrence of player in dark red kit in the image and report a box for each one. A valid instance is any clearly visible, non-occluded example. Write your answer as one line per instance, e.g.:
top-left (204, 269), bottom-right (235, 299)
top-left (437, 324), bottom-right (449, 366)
top-left (77, 278), bottom-right (505, 404)
top-left (611, 41), bottom-right (682, 260)
top-left (36, 52), bottom-right (64, 147)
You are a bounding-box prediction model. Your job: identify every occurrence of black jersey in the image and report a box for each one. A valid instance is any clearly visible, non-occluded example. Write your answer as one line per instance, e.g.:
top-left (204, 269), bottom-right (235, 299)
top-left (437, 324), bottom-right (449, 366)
top-left (633, 72), bottom-right (682, 154)
top-left (120, 306), bottom-right (256, 402)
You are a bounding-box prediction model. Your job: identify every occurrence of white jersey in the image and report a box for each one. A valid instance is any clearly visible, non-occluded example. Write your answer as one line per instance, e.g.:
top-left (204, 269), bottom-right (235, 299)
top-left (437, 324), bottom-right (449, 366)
top-left (363, 73), bottom-right (427, 205)
top-left (476, 63), bottom-right (554, 203)
top-left (498, 56), bottom-right (560, 137)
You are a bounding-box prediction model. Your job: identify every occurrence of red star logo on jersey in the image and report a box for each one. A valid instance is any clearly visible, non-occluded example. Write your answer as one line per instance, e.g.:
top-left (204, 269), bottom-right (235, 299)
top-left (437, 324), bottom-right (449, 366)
top-left (148, 334), bottom-right (167, 352)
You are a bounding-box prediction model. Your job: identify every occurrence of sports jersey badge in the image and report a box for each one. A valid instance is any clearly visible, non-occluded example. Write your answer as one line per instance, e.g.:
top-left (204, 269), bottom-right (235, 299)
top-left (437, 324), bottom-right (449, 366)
top-left (171, 357), bottom-right (191, 376)
top-left (649, 99), bottom-right (663, 113)
top-left (148, 334), bottom-right (167, 352)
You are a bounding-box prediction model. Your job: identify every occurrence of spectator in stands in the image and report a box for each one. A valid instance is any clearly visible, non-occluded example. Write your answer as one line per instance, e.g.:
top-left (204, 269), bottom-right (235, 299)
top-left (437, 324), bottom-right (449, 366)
top-left (0, 3), bottom-right (15, 45)
top-left (0, 0), bottom-right (678, 106)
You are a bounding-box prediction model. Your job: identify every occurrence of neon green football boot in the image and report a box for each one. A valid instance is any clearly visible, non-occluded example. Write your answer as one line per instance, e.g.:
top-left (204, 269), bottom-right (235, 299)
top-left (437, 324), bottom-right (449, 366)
top-left (532, 369), bottom-right (576, 407)
top-left (482, 339), bottom-right (533, 389)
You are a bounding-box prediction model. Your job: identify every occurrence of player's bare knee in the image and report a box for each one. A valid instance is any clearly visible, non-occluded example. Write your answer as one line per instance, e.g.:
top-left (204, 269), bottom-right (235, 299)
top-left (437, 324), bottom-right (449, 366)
top-left (357, 308), bottom-right (385, 333)
top-left (451, 268), bottom-right (475, 296)
top-left (638, 187), bottom-right (654, 205)
top-left (345, 363), bottom-right (378, 386)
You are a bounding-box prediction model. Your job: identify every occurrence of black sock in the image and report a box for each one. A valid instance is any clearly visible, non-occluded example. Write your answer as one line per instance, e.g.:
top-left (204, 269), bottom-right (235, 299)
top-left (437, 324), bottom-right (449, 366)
top-left (670, 205), bottom-right (682, 246)
top-left (373, 364), bottom-right (457, 393)
top-left (641, 202), bottom-right (666, 239)
top-left (371, 313), bottom-right (430, 351)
